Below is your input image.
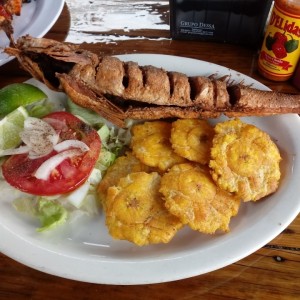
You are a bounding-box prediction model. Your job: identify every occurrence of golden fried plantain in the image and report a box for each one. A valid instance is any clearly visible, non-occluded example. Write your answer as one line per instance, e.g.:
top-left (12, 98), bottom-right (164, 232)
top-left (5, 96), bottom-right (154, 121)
top-left (97, 151), bottom-right (154, 208)
top-left (130, 121), bottom-right (187, 171)
top-left (105, 172), bottom-right (183, 246)
top-left (209, 118), bottom-right (281, 202)
top-left (170, 119), bottom-right (215, 164)
top-left (159, 163), bottom-right (240, 234)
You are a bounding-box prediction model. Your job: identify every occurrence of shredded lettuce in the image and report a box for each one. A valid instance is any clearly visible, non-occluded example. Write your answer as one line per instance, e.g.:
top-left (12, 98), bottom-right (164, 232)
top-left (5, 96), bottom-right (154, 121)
top-left (66, 98), bottom-right (107, 128)
top-left (97, 124), bottom-right (110, 143)
top-left (98, 124), bottom-right (131, 155)
top-left (26, 99), bottom-right (54, 118)
top-left (13, 197), bottom-right (39, 217)
top-left (36, 199), bottom-right (68, 232)
top-left (96, 148), bottom-right (116, 172)
top-left (13, 197), bottom-right (68, 232)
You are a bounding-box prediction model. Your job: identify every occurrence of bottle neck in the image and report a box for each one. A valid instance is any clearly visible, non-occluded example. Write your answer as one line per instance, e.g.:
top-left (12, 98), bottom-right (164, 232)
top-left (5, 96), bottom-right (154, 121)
top-left (275, 0), bottom-right (300, 15)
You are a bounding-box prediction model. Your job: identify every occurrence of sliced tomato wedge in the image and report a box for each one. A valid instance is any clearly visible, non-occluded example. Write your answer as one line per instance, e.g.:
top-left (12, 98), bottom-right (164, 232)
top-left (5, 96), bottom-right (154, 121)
top-left (2, 111), bottom-right (101, 196)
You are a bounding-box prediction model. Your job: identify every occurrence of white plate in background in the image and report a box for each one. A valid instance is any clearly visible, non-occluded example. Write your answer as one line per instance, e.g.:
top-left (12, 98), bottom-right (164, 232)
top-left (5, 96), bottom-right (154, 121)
top-left (0, 0), bottom-right (64, 66)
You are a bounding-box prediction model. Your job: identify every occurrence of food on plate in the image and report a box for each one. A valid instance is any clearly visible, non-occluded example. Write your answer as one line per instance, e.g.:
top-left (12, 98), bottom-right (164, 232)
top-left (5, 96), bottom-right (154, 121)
top-left (98, 119), bottom-right (281, 245)
top-left (0, 43), bottom-right (286, 244)
top-left (2, 111), bottom-right (102, 196)
top-left (0, 0), bottom-right (29, 38)
top-left (97, 151), bottom-right (155, 209)
top-left (105, 172), bottom-right (183, 246)
top-left (130, 121), bottom-right (187, 171)
top-left (98, 118), bottom-right (280, 244)
top-left (170, 119), bottom-right (214, 164)
top-left (159, 163), bottom-right (240, 234)
top-left (209, 119), bottom-right (281, 201)
top-left (5, 35), bottom-right (300, 127)
top-left (0, 81), bottom-right (132, 231)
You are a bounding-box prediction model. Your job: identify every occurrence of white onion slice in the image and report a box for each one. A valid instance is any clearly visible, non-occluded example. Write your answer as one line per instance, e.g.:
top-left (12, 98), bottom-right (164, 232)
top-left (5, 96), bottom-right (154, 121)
top-left (20, 117), bottom-right (60, 158)
top-left (34, 149), bottom-right (83, 180)
top-left (0, 146), bottom-right (30, 157)
top-left (54, 140), bottom-right (90, 152)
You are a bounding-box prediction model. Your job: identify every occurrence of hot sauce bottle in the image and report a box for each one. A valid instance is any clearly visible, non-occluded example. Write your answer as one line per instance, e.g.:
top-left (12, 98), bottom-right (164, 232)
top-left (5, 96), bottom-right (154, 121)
top-left (258, 0), bottom-right (300, 81)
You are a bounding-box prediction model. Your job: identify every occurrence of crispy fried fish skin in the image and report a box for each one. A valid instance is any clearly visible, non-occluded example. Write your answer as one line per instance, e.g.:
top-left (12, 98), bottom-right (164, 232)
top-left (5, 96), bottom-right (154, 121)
top-left (130, 121), bottom-right (187, 171)
top-left (170, 119), bottom-right (215, 164)
top-left (105, 172), bottom-right (183, 246)
top-left (97, 152), bottom-right (154, 208)
top-left (160, 163), bottom-right (240, 234)
top-left (209, 119), bottom-right (281, 202)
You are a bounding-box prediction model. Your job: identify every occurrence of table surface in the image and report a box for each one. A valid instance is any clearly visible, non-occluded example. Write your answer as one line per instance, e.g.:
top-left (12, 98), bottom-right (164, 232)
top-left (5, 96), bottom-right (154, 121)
top-left (0, 1), bottom-right (299, 299)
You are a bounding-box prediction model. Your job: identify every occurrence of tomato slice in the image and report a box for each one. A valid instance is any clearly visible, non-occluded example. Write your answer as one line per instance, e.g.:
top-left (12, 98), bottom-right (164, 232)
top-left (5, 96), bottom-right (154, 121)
top-left (2, 111), bottom-right (101, 196)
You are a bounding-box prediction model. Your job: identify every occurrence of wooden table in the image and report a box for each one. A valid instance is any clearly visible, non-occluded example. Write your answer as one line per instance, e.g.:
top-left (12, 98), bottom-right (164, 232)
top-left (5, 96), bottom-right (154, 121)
top-left (0, 1), bottom-right (299, 299)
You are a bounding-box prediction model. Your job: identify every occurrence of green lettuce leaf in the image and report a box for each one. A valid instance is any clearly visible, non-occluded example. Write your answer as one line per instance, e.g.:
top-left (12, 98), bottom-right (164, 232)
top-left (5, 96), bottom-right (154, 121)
top-left (36, 199), bottom-right (68, 232)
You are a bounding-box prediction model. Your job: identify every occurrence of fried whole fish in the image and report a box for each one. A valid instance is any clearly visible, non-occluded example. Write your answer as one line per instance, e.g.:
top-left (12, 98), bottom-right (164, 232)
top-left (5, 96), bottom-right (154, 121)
top-left (5, 35), bottom-right (300, 127)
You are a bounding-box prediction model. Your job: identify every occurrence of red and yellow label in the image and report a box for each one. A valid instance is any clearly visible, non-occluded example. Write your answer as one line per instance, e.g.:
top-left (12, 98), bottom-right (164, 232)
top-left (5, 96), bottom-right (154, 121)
top-left (258, 3), bottom-right (300, 79)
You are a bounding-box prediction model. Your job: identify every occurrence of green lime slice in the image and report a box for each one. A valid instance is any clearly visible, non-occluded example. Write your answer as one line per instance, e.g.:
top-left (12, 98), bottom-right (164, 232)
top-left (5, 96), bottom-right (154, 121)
top-left (0, 83), bottom-right (47, 117)
top-left (0, 106), bottom-right (29, 150)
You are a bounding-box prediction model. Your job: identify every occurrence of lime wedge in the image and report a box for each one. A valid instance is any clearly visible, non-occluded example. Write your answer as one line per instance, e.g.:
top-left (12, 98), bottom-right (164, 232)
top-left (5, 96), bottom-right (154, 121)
top-left (0, 106), bottom-right (29, 150)
top-left (0, 83), bottom-right (47, 117)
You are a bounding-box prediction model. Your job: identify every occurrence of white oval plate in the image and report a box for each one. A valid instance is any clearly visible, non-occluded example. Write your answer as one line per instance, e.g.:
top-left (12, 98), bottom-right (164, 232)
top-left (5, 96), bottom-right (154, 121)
top-left (0, 54), bottom-right (299, 285)
top-left (0, 0), bottom-right (65, 66)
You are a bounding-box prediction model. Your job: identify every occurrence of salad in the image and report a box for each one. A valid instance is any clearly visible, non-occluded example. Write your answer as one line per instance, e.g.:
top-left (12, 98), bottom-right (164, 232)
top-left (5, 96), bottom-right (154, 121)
top-left (0, 81), bottom-right (131, 232)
